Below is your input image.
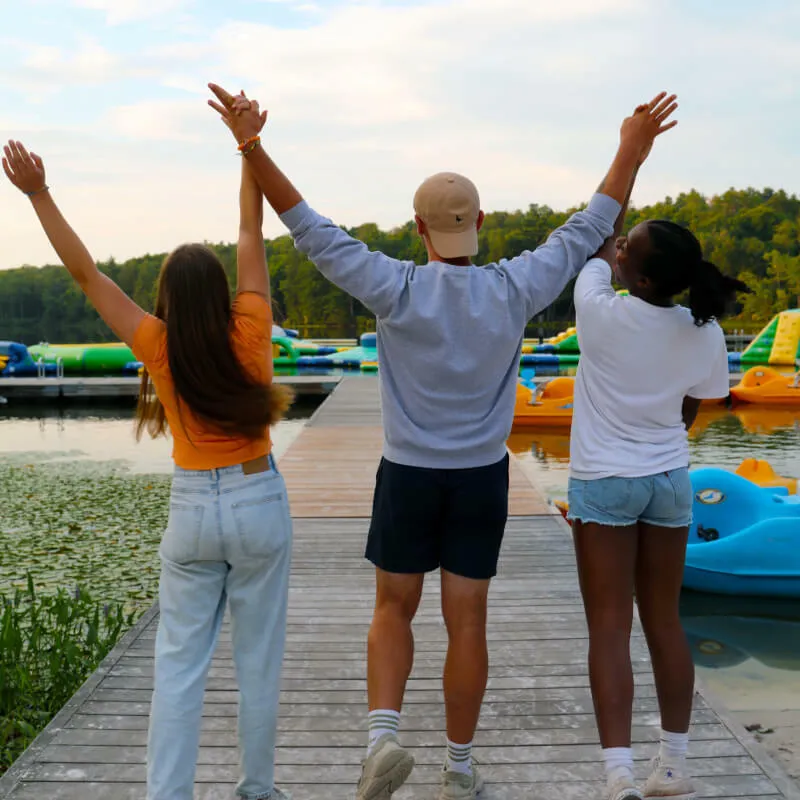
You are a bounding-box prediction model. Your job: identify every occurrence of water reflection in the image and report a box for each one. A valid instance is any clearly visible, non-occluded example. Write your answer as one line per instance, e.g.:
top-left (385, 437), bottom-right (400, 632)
top-left (680, 591), bottom-right (800, 672)
top-left (0, 401), bottom-right (320, 473)
top-left (512, 406), bottom-right (800, 500)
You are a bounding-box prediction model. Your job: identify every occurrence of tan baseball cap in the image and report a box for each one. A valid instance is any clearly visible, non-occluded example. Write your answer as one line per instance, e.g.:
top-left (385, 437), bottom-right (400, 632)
top-left (413, 172), bottom-right (480, 258)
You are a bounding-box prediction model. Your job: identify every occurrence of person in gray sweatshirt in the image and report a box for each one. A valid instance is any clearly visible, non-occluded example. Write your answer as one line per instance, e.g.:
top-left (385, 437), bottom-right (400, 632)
top-left (208, 85), bottom-right (678, 800)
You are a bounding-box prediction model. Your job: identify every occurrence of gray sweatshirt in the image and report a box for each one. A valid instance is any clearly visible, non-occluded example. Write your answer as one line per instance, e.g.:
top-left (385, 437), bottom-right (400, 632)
top-left (280, 193), bottom-right (620, 469)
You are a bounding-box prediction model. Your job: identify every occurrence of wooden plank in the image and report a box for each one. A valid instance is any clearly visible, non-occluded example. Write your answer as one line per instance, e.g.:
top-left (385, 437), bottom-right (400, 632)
top-left (5, 781), bottom-right (785, 800)
top-left (51, 722), bottom-right (735, 748)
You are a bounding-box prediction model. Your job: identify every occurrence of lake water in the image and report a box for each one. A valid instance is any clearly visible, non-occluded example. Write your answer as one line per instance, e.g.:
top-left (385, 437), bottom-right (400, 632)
top-left (1, 397), bottom-right (799, 720)
top-left (0, 404), bottom-right (312, 473)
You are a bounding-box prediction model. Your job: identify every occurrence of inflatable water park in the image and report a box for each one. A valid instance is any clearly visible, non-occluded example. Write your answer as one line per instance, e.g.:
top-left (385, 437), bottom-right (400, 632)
top-left (275, 331), bottom-right (378, 372)
top-left (6, 307), bottom-right (800, 378)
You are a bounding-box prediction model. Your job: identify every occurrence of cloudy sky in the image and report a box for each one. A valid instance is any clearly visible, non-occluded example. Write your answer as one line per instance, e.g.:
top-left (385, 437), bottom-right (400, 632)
top-left (0, 0), bottom-right (797, 269)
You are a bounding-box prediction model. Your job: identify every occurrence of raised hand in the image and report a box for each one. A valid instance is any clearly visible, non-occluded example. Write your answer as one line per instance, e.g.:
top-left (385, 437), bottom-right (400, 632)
top-left (208, 83), bottom-right (267, 144)
top-left (620, 92), bottom-right (678, 165)
top-left (2, 140), bottom-right (47, 195)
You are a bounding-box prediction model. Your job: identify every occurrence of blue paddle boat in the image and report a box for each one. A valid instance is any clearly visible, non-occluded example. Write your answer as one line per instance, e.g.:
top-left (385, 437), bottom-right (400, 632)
top-left (686, 467), bottom-right (800, 598)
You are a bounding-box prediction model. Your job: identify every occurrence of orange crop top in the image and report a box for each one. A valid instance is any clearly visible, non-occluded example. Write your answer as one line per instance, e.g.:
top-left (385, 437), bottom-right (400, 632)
top-left (132, 291), bottom-right (273, 470)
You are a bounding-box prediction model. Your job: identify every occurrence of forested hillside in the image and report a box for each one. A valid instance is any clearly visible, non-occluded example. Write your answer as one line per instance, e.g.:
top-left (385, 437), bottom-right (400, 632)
top-left (1, 187), bottom-right (798, 343)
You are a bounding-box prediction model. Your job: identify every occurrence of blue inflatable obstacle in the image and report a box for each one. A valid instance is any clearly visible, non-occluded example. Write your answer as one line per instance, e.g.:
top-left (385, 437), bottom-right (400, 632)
top-left (0, 341), bottom-right (56, 377)
top-left (297, 332), bottom-right (377, 369)
top-left (686, 467), bottom-right (800, 598)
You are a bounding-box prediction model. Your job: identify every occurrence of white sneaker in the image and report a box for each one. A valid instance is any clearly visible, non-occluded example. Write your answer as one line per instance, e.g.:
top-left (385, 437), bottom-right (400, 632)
top-left (643, 756), bottom-right (696, 800)
top-left (439, 761), bottom-right (485, 800)
top-left (607, 773), bottom-right (643, 800)
top-left (355, 734), bottom-right (415, 800)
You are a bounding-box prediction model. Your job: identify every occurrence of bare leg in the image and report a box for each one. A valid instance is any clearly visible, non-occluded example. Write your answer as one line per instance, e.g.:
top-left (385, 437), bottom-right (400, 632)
top-left (367, 568), bottom-right (425, 711)
top-left (440, 570), bottom-right (491, 743)
top-left (635, 523), bottom-right (694, 734)
top-left (573, 520), bottom-right (639, 747)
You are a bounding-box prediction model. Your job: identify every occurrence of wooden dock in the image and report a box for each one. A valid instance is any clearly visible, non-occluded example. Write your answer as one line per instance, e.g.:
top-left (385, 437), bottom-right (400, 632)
top-left (1, 377), bottom-right (798, 799)
top-left (0, 374), bottom-right (341, 400)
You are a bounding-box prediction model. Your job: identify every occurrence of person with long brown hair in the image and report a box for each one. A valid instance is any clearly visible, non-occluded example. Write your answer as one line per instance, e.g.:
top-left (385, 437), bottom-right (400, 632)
top-left (3, 138), bottom-right (293, 800)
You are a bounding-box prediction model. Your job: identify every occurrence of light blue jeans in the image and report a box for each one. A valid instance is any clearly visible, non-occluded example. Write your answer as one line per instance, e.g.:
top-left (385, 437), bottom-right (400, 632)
top-left (147, 455), bottom-right (292, 800)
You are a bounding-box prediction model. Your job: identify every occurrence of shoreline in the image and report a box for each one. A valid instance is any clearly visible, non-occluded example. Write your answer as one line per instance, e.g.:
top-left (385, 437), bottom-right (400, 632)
top-left (736, 710), bottom-right (800, 781)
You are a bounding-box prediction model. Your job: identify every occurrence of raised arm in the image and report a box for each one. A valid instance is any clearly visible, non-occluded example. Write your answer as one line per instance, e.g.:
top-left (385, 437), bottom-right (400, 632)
top-left (2, 141), bottom-right (144, 347)
top-left (207, 85), bottom-right (408, 318)
top-left (237, 158), bottom-right (270, 298)
top-left (592, 94), bottom-right (675, 266)
top-left (500, 92), bottom-right (678, 319)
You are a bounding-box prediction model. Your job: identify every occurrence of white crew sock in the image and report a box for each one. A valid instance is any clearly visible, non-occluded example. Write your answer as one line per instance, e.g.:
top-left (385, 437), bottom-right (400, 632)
top-left (659, 729), bottom-right (689, 764)
top-left (603, 746), bottom-right (635, 785)
top-left (367, 709), bottom-right (400, 756)
top-left (444, 739), bottom-right (473, 775)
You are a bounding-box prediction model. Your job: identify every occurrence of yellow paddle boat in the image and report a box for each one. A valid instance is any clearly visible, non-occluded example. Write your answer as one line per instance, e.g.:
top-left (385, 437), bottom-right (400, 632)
top-left (735, 458), bottom-right (797, 493)
top-left (513, 378), bottom-right (575, 428)
top-left (730, 366), bottom-right (800, 405)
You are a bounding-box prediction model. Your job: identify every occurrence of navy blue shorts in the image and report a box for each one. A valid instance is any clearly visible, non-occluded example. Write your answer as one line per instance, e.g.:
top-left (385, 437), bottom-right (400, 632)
top-left (366, 454), bottom-right (510, 580)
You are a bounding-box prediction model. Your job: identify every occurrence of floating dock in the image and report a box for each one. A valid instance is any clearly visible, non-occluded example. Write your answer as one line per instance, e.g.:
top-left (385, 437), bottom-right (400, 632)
top-left (0, 375), bottom-right (341, 401)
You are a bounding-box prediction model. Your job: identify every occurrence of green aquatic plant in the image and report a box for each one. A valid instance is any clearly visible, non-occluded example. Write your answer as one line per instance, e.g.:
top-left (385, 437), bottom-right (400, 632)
top-left (0, 461), bottom-right (170, 608)
top-left (0, 460), bottom-right (169, 774)
top-left (0, 576), bottom-right (135, 774)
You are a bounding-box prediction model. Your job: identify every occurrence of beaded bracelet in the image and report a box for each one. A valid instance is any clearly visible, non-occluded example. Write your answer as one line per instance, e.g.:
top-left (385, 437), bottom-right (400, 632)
top-left (237, 136), bottom-right (260, 155)
top-left (25, 185), bottom-right (49, 197)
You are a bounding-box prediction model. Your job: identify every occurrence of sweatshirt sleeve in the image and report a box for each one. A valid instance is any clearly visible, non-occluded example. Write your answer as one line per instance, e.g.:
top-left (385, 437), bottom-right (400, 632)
top-left (280, 201), bottom-right (413, 319)
top-left (497, 192), bottom-right (621, 320)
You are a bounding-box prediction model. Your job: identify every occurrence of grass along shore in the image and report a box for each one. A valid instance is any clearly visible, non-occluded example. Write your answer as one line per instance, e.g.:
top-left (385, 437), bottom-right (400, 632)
top-left (0, 459), bottom-right (170, 774)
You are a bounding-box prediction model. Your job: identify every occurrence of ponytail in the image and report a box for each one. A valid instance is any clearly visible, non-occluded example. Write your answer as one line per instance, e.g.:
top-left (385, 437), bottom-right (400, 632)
top-left (688, 259), bottom-right (751, 327)
top-left (641, 220), bottom-right (751, 326)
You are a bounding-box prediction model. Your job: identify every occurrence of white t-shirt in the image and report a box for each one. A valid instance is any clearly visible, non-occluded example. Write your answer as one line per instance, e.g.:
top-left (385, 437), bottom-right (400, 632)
top-left (569, 258), bottom-right (730, 480)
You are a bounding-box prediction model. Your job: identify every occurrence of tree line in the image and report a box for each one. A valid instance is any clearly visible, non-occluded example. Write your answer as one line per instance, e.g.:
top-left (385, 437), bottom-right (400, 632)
top-left (1, 186), bottom-right (798, 344)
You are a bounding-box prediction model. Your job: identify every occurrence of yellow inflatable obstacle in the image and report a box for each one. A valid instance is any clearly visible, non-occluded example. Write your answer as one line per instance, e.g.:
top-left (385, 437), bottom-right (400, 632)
top-left (729, 366), bottom-right (800, 405)
top-left (741, 309), bottom-right (800, 365)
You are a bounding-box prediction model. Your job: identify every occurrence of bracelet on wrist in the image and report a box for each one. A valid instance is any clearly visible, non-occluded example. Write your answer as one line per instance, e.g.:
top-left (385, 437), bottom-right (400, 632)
top-left (25, 185), bottom-right (49, 197)
top-left (237, 136), bottom-right (260, 156)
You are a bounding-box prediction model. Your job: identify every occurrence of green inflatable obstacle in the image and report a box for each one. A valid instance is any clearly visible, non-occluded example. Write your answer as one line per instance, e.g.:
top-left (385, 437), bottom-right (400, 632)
top-left (741, 310), bottom-right (800, 365)
top-left (28, 343), bottom-right (138, 374)
top-left (272, 336), bottom-right (301, 367)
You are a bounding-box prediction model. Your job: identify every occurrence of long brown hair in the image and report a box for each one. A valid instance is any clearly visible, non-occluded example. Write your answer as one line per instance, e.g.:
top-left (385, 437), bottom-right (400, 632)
top-left (135, 244), bottom-right (293, 441)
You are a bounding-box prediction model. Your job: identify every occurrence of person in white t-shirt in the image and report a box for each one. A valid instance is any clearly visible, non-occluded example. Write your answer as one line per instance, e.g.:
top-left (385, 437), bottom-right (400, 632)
top-left (567, 201), bottom-right (750, 800)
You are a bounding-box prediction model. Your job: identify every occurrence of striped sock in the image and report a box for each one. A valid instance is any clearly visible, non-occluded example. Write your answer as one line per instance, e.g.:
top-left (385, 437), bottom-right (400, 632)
top-left (445, 739), bottom-right (473, 775)
top-left (367, 709), bottom-right (400, 756)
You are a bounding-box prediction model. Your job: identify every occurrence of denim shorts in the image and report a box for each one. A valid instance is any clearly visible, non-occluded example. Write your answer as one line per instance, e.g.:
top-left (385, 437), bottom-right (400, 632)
top-left (567, 468), bottom-right (692, 528)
